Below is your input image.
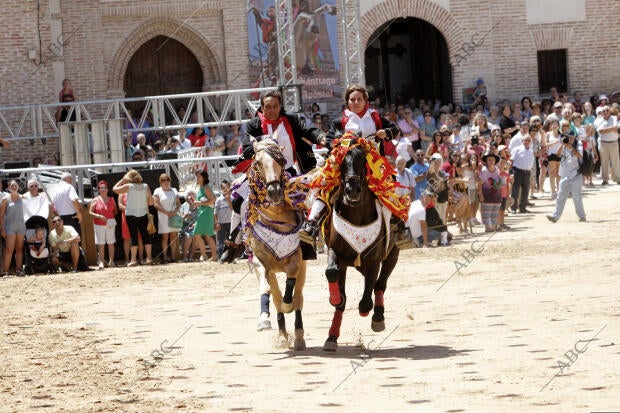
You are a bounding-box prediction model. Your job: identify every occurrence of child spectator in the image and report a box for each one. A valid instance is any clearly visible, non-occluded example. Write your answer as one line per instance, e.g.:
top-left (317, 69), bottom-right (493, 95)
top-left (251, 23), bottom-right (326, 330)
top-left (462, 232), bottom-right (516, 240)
top-left (28, 226), bottom-right (49, 259)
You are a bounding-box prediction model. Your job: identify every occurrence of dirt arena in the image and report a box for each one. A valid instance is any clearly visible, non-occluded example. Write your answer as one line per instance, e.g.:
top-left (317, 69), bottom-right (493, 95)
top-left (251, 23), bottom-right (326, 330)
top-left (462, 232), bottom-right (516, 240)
top-left (1, 183), bottom-right (619, 412)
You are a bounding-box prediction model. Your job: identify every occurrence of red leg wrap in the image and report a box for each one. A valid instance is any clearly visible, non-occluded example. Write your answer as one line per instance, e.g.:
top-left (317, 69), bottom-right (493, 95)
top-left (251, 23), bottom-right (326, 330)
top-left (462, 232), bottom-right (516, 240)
top-left (374, 290), bottom-right (384, 307)
top-left (328, 309), bottom-right (344, 338)
top-left (328, 282), bottom-right (341, 306)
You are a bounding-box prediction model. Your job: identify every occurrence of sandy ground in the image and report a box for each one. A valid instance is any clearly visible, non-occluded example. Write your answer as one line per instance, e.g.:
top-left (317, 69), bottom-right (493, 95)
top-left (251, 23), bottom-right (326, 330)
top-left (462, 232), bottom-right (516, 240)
top-left (1, 181), bottom-right (619, 413)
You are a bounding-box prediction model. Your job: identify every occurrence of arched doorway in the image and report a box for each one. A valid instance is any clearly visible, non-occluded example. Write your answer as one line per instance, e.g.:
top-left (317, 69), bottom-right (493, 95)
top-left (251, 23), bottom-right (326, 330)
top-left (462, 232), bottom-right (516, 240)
top-left (123, 35), bottom-right (203, 98)
top-left (365, 18), bottom-right (452, 104)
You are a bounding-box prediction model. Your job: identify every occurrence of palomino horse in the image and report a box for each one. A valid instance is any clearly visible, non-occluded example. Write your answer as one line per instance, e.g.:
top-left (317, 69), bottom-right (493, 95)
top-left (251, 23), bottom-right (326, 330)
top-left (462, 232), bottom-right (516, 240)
top-left (323, 142), bottom-right (400, 352)
top-left (246, 140), bottom-right (307, 350)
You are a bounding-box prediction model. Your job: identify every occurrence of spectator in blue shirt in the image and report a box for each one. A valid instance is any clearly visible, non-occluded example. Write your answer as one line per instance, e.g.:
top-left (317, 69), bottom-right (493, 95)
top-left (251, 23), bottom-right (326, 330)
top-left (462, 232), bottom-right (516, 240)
top-left (411, 149), bottom-right (430, 200)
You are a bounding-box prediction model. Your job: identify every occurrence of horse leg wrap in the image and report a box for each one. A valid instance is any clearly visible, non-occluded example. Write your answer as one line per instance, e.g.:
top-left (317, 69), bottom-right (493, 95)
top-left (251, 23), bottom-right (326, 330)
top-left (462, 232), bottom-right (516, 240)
top-left (328, 282), bottom-right (342, 307)
top-left (260, 293), bottom-right (270, 315)
top-left (283, 278), bottom-right (295, 304)
top-left (277, 312), bottom-right (286, 333)
top-left (374, 290), bottom-right (384, 307)
top-left (328, 309), bottom-right (344, 338)
top-left (294, 309), bottom-right (303, 331)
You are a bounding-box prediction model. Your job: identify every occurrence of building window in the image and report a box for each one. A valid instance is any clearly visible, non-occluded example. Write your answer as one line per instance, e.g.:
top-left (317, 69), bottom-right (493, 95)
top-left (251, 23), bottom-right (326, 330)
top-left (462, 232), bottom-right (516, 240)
top-left (537, 49), bottom-right (567, 93)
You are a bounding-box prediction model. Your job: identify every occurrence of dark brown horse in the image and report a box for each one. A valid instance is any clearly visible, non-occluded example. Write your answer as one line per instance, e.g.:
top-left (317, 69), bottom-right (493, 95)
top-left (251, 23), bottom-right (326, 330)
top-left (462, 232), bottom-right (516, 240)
top-left (323, 144), bottom-right (400, 352)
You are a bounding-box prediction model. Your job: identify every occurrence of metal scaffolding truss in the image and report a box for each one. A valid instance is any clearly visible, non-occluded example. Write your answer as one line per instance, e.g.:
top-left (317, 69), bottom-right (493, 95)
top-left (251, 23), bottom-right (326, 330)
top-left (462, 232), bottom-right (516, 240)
top-left (340, 0), bottom-right (365, 87)
top-left (0, 87), bottom-right (277, 141)
top-left (275, 0), bottom-right (301, 112)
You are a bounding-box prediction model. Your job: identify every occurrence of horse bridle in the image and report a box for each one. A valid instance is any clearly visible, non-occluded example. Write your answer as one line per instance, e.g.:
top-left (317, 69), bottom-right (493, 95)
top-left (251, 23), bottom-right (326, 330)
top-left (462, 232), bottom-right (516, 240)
top-left (254, 144), bottom-right (286, 189)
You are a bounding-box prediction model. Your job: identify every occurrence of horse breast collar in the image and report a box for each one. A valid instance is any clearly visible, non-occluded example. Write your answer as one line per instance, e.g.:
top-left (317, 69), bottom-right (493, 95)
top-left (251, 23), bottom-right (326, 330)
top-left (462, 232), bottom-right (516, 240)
top-left (251, 214), bottom-right (303, 261)
top-left (332, 200), bottom-right (391, 266)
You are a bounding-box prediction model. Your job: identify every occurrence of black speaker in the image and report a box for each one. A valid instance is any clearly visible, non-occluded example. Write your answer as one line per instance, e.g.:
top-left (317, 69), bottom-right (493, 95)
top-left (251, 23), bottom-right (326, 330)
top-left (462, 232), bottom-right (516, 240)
top-left (156, 152), bottom-right (178, 161)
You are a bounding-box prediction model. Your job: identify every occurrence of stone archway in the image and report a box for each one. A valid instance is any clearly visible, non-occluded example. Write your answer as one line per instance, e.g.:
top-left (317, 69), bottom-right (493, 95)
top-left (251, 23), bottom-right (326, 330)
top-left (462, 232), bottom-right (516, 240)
top-left (360, 0), bottom-right (463, 60)
top-left (360, 0), bottom-right (465, 102)
top-left (107, 17), bottom-right (224, 97)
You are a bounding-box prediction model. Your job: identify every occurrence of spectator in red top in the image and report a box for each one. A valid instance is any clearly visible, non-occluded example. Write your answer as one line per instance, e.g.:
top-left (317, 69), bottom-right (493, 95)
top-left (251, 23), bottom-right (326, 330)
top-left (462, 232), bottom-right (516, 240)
top-left (466, 133), bottom-right (485, 157)
top-left (89, 180), bottom-right (118, 269)
top-left (188, 126), bottom-right (207, 147)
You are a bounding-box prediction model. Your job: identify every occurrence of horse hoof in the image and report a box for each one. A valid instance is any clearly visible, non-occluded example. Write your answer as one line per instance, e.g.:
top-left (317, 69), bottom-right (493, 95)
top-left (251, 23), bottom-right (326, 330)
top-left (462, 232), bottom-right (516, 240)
top-left (323, 337), bottom-right (338, 352)
top-left (257, 313), bottom-right (271, 331)
top-left (294, 338), bottom-right (306, 351)
top-left (275, 332), bottom-right (289, 349)
top-left (281, 302), bottom-right (294, 313)
top-left (371, 320), bottom-right (385, 332)
top-left (359, 311), bottom-right (370, 317)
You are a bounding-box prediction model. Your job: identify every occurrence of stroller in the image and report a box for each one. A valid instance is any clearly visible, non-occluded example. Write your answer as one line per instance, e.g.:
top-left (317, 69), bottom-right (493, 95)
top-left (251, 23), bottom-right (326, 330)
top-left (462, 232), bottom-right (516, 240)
top-left (24, 215), bottom-right (52, 275)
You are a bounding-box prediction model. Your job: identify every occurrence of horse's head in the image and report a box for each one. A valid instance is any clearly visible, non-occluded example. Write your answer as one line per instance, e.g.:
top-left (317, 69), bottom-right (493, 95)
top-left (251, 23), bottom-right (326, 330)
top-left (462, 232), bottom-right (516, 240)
top-left (253, 140), bottom-right (286, 205)
top-left (341, 145), bottom-right (367, 206)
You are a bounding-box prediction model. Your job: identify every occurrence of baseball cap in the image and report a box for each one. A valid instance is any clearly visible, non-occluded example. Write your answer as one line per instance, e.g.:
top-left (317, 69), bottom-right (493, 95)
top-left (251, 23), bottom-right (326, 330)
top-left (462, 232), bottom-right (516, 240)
top-left (553, 101), bottom-right (563, 108)
top-left (430, 153), bottom-right (443, 162)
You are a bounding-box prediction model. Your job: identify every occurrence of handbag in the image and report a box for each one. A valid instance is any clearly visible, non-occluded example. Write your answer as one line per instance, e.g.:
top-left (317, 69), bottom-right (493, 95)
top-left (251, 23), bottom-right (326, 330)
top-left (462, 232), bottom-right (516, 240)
top-left (168, 214), bottom-right (183, 228)
top-left (147, 213), bottom-right (157, 234)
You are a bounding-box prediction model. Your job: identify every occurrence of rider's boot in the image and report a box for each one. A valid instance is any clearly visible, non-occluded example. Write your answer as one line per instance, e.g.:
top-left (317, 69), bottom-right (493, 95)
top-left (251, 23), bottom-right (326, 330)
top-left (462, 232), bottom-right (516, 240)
top-left (220, 225), bottom-right (242, 263)
top-left (299, 199), bottom-right (327, 260)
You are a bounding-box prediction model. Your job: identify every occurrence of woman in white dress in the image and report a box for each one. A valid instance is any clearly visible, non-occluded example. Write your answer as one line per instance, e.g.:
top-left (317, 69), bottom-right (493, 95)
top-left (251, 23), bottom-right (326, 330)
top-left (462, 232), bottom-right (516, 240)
top-left (153, 173), bottom-right (181, 264)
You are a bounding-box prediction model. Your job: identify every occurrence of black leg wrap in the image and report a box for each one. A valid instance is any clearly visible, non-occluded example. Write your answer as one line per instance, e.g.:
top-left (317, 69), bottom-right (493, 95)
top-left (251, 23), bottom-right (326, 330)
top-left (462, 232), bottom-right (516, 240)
top-left (277, 312), bottom-right (285, 332)
top-left (283, 278), bottom-right (295, 304)
top-left (294, 310), bottom-right (303, 330)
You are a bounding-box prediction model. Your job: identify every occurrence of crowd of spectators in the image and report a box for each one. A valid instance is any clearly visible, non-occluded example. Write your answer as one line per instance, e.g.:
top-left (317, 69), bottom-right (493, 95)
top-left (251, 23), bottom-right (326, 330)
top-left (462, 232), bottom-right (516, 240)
top-left (3, 82), bottom-right (619, 274)
top-left (364, 83), bottom-right (620, 247)
top-left (0, 167), bottom-right (231, 275)
top-left (122, 106), bottom-right (247, 163)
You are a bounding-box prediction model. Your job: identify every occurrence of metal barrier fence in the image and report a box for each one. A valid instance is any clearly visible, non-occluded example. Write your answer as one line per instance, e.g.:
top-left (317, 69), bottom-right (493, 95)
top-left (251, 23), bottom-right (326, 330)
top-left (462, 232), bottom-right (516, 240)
top-left (0, 87), bottom-right (277, 141)
top-left (0, 154), bottom-right (239, 202)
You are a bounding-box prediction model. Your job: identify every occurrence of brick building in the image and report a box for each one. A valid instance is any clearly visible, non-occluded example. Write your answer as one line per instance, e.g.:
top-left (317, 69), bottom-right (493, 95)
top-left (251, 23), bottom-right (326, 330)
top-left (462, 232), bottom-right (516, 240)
top-left (1, 0), bottom-right (618, 164)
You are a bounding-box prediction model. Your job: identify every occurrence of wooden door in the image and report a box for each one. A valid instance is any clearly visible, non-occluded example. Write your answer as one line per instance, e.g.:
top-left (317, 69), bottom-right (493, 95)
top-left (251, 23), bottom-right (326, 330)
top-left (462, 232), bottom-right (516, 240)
top-left (124, 36), bottom-right (203, 98)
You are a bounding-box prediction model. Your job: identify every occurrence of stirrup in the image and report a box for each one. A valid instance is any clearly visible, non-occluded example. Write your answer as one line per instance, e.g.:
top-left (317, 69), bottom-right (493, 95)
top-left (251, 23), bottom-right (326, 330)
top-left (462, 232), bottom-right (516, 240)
top-left (299, 221), bottom-right (318, 244)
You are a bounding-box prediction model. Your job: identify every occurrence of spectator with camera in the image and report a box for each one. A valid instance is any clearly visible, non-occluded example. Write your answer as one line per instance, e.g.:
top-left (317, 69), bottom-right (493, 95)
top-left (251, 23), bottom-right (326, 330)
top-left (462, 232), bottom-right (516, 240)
top-left (546, 131), bottom-right (586, 223)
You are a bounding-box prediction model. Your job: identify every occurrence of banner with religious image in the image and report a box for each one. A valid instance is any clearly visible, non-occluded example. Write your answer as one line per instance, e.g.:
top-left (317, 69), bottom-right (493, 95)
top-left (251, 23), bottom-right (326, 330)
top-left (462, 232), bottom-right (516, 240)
top-left (247, 0), bottom-right (340, 103)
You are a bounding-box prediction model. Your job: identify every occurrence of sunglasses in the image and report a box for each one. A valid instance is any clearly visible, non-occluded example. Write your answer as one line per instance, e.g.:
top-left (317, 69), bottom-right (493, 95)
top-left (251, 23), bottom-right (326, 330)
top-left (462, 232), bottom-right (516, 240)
top-left (161, 178), bottom-right (171, 182)
top-left (52, 219), bottom-right (62, 223)
top-left (29, 184), bottom-right (38, 188)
